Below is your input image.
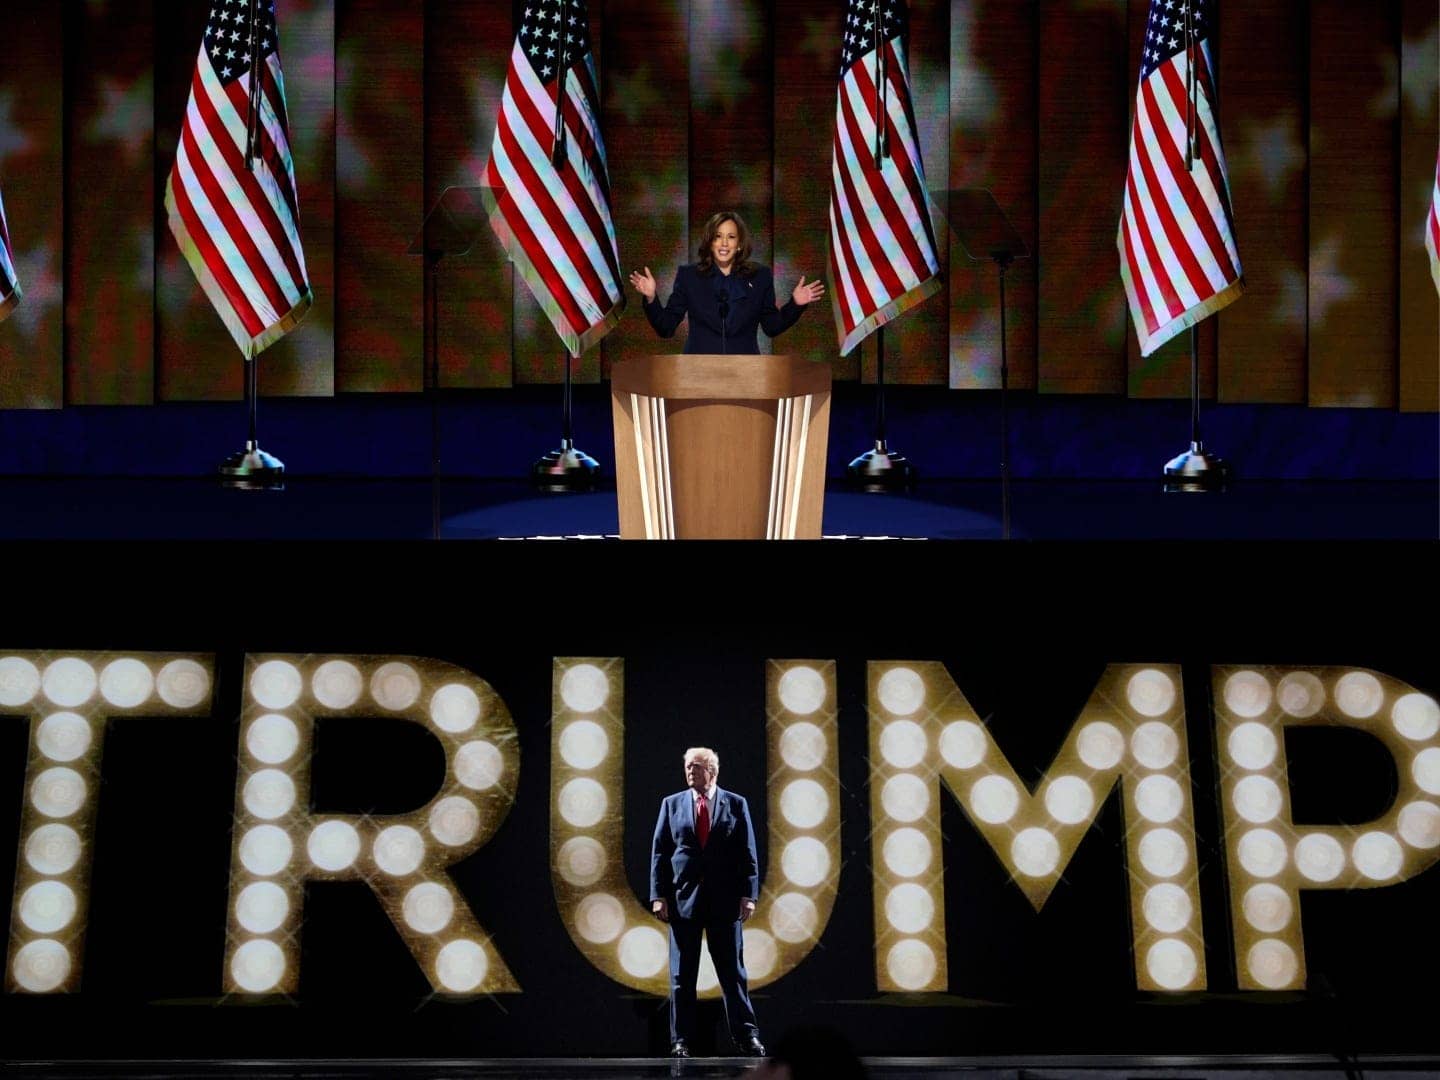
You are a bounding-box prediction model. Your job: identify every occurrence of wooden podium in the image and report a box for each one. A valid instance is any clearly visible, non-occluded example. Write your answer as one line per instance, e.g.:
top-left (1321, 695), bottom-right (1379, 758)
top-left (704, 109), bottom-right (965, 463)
top-left (610, 354), bottom-right (831, 539)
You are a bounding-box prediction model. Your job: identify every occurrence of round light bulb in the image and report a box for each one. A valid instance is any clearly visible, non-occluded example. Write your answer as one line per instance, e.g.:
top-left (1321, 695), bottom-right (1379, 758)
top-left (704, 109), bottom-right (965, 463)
top-left (1044, 775), bottom-right (1095, 825)
top-left (559, 721), bottom-right (609, 770)
top-left (1130, 721), bottom-right (1180, 769)
top-left (885, 940), bottom-right (937, 991)
top-left (1392, 693), bottom-right (1440, 741)
top-left (1222, 670), bottom-right (1272, 719)
top-left (1334, 671), bottom-right (1383, 719)
top-left (779, 779), bottom-right (829, 829)
top-left (1227, 722), bottom-right (1278, 770)
top-left (1126, 669), bottom-right (1176, 717)
top-left (304, 821), bottom-right (356, 872)
top-left (431, 683), bottom-right (482, 733)
top-left (403, 882), bottom-right (455, 934)
top-left (435, 939), bottom-right (488, 992)
top-left (1237, 829), bottom-right (1288, 878)
top-left (968, 774), bottom-right (1019, 825)
top-left (1011, 827), bottom-right (1060, 877)
top-left (779, 722), bottom-right (827, 771)
top-left (1146, 938), bottom-right (1198, 990)
top-left (1241, 883), bottom-right (1292, 933)
top-left (99, 658), bottom-right (154, 708)
top-left (559, 663), bottom-right (610, 713)
top-left (312, 659), bottom-right (364, 709)
top-left (370, 662), bottom-right (422, 711)
top-left (879, 720), bottom-right (927, 769)
top-left (1276, 671), bottom-right (1325, 718)
top-left (939, 720), bottom-right (987, 770)
top-left (1247, 939), bottom-right (1299, 989)
top-left (882, 827), bottom-right (932, 878)
top-left (42, 658), bottom-right (98, 708)
top-left (1077, 721), bottom-right (1125, 770)
top-left (250, 660), bottom-right (303, 710)
top-left (777, 666), bottom-right (827, 715)
top-left (1294, 833), bottom-right (1345, 882)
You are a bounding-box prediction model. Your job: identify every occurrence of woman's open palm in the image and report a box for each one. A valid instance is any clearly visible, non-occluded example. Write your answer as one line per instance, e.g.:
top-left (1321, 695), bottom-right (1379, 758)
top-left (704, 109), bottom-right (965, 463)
top-left (628, 266), bottom-right (657, 302)
top-left (792, 276), bottom-right (826, 306)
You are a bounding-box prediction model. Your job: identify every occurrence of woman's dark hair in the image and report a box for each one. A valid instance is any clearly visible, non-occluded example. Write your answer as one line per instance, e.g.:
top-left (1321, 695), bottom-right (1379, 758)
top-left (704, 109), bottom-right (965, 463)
top-left (695, 211), bottom-right (757, 276)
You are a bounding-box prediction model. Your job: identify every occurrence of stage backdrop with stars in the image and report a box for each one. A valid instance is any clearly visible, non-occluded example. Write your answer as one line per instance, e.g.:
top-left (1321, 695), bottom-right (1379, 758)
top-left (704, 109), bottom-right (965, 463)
top-left (0, 0), bottom-right (1434, 411)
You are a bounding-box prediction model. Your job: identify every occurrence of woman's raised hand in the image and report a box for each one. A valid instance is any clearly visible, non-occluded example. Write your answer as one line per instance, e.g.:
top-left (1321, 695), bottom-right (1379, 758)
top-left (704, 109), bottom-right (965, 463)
top-left (628, 266), bottom-right (657, 303)
top-left (791, 275), bottom-right (826, 306)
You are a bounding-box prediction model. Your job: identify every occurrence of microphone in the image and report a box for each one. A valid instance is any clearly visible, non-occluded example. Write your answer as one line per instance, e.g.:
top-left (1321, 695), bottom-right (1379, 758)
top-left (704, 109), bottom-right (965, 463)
top-left (716, 288), bottom-right (729, 353)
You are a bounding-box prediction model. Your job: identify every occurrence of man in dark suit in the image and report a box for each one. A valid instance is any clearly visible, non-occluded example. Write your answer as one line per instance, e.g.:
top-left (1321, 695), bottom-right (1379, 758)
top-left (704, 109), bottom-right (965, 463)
top-left (650, 746), bottom-right (766, 1059)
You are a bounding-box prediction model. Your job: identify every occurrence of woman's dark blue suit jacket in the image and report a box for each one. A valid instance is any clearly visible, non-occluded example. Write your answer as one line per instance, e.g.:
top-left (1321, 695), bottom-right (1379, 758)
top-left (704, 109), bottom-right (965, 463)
top-left (642, 263), bottom-right (805, 354)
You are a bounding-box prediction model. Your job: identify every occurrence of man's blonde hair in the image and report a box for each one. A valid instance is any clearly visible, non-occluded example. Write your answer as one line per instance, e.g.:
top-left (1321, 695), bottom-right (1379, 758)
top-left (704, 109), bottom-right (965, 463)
top-left (684, 746), bottom-right (720, 773)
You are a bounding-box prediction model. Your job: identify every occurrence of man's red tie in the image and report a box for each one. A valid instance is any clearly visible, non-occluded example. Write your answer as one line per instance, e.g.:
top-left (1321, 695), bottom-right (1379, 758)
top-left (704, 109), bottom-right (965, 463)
top-left (696, 792), bottom-right (710, 847)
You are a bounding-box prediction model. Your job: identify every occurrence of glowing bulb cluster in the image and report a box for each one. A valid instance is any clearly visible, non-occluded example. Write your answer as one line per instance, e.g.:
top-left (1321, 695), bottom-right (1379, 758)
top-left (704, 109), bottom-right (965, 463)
top-left (1114, 670), bottom-right (1205, 992)
top-left (868, 662), bottom-right (1206, 993)
top-left (5, 653), bottom-right (213, 993)
top-left (759, 662), bottom-right (842, 981)
top-left (868, 664), bottom-right (946, 993)
top-left (550, 659), bottom-right (668, 993)
top-left (225, 655), bottom-right (520, 996)
top-left (1217, 666), bottom-right (1440, 991)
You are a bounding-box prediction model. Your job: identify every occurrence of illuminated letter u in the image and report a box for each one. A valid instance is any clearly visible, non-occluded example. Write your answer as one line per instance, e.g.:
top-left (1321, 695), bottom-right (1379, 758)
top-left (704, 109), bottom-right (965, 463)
top-left (550, 658), bottom-right (842, 996)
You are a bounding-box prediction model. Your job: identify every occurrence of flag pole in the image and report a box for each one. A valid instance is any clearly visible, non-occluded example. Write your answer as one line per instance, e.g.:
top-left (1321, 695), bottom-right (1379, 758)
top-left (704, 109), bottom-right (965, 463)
top-left (220, 0), bottom-right (284, 485)
top-left (846, 15), bottom-right (912, 490)
top-left (1163, 0), bottom-right (1227, 492)
top-left (534, 44), bottom-right (598, 491)
top-left (873, 5), bottom-right (888, 163)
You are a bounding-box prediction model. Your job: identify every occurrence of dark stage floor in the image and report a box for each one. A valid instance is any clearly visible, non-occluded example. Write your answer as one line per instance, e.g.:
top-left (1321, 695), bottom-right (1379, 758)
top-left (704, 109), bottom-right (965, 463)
top-left (3, 1055), bottom-right (1439, 1079)
top-left (0, 477), bottom-right (1434, 541)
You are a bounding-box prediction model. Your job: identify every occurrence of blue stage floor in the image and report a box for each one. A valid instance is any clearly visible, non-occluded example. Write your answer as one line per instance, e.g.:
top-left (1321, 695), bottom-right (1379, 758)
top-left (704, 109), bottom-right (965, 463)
top-left (0, 477), bottom-right (1434, 540)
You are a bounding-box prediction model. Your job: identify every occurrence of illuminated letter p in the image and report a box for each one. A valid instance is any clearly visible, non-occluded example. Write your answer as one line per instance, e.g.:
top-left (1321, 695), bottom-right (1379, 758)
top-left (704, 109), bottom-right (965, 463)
top-left (1215, 665), bottom-right (1440, 990)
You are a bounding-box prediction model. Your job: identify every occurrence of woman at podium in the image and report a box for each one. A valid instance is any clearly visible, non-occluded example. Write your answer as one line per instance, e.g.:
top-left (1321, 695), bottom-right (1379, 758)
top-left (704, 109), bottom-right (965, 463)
top-left (628, 211), bottom-right (825, 354)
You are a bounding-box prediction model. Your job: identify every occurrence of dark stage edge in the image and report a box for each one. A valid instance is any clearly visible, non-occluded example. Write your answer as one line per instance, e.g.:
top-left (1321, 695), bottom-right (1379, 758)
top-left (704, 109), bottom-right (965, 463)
top-left (4, 1058), bottom-right (1439, 1079)
top-left (0, 477), bottom-right (1435, 540)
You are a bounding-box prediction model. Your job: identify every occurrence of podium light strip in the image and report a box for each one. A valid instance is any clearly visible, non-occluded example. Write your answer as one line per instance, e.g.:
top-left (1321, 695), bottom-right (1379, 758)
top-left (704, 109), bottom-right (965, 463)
top-left (657, 399), bottom-right (675, 539)
top-left (644, 397), bottom-right (664, 539)
top-left (767, 402), bottom-right (786, 539)
top-left (630, 393), bottom-right (666, 540)
top-left (783, 400), bottom-right (806, 538)
top-left (787, 395), bottom-right (814, 540)
top-left (767, 400), bottom-right (791, 540)
top-left (628, 394), bottom-right (652, 538)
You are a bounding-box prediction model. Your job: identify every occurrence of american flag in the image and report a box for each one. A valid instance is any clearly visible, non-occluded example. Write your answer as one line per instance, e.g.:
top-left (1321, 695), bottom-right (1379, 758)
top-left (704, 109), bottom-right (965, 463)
top-left (1426, 147), bottom-right (1439, 296)
top-left (482, 0), bottom-right (624, 358)
top-left (1118, 0), bottom-right (1243, 357)
top-left (828, 0), bottom-right (941, 358)
top-left (164, 0), bottom-right (312, 359)
top-left (0, 185), bottom-right (19, 323)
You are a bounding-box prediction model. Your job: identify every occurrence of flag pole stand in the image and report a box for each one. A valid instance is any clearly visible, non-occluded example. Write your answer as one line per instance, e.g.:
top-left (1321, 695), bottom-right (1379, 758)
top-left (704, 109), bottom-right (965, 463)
top-left (1163, 325), bottom-right (1228, 492)
top-left (532, 351), bottom-right (599, 491)
top-left (846, 327), bottom-right (914, 490)
top-left (220, 1), bottom-right (283, 488)
top-left (218, 355), bottom-right (284, 486)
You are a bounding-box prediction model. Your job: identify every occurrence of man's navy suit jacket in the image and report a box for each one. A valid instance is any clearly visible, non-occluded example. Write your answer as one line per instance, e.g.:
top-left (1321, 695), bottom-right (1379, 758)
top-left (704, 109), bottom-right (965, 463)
top-left (642, 264), bottom-right (804, 354)
top-left (650, 787), bottom-right (760, 923)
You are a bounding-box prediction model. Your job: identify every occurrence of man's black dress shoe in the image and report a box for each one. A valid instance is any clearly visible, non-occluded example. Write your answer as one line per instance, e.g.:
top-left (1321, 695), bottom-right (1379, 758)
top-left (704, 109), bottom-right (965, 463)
top-left (743, 1035), bottom-right (767, 1057)
top-left (669, 1040), bottom-right (691, 1058)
